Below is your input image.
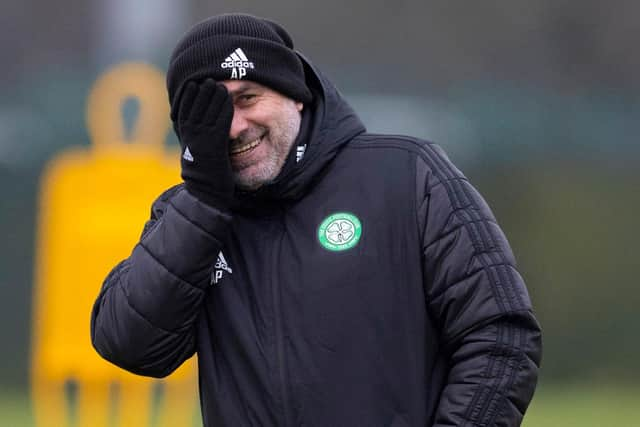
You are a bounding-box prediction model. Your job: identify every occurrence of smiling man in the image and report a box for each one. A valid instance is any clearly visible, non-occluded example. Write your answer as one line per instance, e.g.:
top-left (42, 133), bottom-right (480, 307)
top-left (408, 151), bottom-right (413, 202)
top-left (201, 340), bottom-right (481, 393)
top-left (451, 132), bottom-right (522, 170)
top-left (225, 81), bottom-right (303, 190)
top-left (91, 13), bottom-right (542, 427)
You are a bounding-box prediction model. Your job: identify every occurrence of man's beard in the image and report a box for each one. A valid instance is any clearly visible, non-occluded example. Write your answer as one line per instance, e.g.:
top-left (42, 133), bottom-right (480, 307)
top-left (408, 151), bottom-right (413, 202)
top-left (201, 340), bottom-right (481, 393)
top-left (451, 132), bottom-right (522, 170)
top-left (231, 109), bottom-right (301, 191)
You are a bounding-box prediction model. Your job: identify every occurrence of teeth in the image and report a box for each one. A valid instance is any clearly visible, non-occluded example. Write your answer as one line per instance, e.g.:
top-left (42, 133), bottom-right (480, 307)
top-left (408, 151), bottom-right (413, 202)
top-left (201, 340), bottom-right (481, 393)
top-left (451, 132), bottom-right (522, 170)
top-left (230, 138), bottom-right (260, 155)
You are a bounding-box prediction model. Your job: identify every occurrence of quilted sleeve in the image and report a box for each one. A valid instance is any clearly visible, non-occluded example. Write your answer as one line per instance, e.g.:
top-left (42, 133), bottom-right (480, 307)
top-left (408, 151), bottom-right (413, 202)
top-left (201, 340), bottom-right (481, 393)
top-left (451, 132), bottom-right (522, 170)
top-left (90, 184), bottom-right (231, 378)
top-left (416, 144), bottom-right (542, 426)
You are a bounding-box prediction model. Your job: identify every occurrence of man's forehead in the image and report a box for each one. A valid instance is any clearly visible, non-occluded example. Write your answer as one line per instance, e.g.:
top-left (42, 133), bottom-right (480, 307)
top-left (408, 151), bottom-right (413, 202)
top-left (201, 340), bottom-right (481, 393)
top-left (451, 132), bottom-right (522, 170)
top-left (222, 80), bottom-right (265, 94)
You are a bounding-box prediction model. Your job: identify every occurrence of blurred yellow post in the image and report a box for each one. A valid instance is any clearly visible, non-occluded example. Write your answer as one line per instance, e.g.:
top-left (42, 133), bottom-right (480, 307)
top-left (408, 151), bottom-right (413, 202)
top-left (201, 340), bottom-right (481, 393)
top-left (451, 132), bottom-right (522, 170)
top-left (31, 62), bottom-right (198, 427)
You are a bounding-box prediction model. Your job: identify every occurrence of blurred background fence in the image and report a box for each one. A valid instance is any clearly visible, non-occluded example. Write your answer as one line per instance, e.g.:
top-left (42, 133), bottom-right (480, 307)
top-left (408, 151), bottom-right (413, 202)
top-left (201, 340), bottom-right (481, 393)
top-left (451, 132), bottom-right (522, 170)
top-left (1, 1), bottom-right (639, 425)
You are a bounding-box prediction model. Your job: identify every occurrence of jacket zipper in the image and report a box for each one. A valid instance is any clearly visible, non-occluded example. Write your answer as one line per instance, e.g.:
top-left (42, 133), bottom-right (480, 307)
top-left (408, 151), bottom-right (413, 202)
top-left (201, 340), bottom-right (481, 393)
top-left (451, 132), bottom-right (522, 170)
top-left (271, 220), bottom-right (293, 427)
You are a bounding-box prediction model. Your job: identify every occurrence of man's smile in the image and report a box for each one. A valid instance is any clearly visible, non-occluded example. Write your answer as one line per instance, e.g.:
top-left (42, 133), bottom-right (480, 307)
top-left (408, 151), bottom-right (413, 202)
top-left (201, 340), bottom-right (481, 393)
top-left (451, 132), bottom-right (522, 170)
top-left (230, 136), bottom-right (262, 156)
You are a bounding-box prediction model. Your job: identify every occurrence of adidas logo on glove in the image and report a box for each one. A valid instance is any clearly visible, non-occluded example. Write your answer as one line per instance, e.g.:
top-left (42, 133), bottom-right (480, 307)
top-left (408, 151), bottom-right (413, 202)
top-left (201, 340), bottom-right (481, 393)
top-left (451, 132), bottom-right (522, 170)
top-left (182, 146), bottom-right (194, 162)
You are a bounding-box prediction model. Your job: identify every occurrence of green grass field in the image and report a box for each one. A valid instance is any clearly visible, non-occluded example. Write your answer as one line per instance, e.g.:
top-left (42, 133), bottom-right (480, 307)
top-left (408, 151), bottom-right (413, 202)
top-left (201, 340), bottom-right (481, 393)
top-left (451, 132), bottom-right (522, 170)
top-left (2, 383), bottom-right (639, 426)
top-left (523, 383), bottom-right (640, 427)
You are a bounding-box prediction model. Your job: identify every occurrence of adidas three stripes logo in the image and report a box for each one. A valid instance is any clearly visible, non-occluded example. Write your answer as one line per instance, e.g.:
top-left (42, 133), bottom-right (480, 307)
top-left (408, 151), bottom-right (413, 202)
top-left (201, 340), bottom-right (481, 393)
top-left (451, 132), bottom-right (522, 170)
top-left (220, 48), bottom-right (255, 79)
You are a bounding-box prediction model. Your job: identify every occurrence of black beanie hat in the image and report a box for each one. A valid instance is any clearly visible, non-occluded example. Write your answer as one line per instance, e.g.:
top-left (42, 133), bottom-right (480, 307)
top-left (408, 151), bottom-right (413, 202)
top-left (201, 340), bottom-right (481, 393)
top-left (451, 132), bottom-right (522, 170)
top-left (167, 14), bottom-right (312, 107)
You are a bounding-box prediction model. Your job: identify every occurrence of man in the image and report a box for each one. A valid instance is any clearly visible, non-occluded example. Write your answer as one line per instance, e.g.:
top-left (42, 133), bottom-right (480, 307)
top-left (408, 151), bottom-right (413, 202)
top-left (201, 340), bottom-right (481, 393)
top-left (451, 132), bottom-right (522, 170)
top-left (91, 13), bottom-right (542, 427)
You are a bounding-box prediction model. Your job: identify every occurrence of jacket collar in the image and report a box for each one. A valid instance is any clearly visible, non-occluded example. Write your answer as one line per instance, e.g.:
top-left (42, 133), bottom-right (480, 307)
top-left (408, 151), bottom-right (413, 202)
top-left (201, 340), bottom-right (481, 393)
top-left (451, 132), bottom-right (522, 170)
top-left (232, 54), bottom-right (366, 212)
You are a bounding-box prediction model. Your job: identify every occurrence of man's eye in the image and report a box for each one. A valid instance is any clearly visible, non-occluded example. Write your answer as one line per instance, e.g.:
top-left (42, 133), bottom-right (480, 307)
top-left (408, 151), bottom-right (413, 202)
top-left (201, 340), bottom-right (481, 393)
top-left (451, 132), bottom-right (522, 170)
top-left (238, 94), bottom-right (256, 102)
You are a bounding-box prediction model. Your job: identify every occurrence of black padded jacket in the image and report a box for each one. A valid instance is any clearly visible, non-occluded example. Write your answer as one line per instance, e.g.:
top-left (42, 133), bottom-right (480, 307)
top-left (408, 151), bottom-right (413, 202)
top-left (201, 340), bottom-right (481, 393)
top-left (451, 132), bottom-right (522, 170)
top-left (91, 55), bottom-right (542, 427)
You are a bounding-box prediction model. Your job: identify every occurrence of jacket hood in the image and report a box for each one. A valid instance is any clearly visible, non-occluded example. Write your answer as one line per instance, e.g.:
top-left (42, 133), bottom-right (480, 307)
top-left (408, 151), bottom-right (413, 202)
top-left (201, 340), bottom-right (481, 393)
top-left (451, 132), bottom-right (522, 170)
top-left (233, 53), bottom-right (366, 211)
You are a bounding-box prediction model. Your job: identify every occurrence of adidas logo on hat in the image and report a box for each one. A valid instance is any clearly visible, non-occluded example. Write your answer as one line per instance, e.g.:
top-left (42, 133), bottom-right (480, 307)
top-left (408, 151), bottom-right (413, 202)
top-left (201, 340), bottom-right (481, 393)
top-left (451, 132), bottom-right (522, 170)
top-left (220, 48), bottom-right (255, 79)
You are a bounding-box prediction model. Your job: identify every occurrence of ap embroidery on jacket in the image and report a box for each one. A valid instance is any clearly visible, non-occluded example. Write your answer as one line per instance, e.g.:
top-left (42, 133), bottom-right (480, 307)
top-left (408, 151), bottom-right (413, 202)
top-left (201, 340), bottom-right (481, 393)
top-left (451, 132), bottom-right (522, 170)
top-left (211, 251), bottom-right (233, 285)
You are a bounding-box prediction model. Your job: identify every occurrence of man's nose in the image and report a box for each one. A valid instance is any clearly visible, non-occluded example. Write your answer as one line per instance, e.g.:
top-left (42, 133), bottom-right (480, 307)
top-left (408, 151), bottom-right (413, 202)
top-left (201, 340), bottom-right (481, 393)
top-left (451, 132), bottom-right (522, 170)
top-left (228, 109), bottom-right (248, 140)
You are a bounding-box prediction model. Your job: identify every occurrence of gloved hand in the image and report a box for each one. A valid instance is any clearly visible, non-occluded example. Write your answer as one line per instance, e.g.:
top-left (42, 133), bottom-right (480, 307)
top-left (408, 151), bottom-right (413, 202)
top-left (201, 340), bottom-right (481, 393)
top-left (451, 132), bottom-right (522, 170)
top-left (171, 78), bottom-right (235, 208)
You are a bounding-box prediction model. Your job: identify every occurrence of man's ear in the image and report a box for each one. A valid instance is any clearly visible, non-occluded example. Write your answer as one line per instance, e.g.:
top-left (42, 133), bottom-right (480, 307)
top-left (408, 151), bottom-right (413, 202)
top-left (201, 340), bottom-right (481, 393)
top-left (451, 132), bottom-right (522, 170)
top-left (295, 102), bottom-right (303, 112)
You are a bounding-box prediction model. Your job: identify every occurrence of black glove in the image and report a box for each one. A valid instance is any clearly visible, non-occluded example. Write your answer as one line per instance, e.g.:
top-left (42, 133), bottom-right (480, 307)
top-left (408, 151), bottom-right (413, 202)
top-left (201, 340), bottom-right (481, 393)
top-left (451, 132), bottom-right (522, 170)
top-left (171, 78), bottom-right (234, 208)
